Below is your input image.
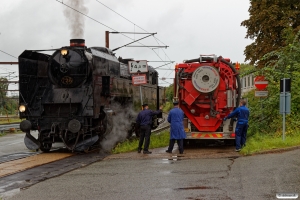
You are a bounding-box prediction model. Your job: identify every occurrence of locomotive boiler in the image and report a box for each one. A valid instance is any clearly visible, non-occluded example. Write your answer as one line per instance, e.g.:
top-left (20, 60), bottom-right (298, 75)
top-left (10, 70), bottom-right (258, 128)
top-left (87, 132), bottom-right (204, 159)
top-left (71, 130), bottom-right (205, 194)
top-left (174, 54), bottom-right (241, 142)
top-left (18, 39), bottom-right (163, 152)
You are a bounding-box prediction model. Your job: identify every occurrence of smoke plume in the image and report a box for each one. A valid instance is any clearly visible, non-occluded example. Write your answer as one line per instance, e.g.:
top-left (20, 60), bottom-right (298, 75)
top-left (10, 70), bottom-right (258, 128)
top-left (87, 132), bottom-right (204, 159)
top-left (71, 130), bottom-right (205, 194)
top-left (63, 0), bottom-right (88, 38)
top-left (100, 103), bottom-right (138, 152)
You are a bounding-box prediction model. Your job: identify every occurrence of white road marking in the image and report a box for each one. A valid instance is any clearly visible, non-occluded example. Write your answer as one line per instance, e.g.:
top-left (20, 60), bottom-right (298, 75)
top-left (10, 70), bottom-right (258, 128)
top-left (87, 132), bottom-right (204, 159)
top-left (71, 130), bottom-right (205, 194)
top-left (4, 141), bottom-right (23, 146)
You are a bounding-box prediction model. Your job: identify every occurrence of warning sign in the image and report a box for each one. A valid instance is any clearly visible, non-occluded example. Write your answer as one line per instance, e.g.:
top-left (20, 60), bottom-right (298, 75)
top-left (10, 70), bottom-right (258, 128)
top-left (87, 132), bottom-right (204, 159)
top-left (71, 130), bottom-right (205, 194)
top-left (132, 74), bottom-right (147, 85)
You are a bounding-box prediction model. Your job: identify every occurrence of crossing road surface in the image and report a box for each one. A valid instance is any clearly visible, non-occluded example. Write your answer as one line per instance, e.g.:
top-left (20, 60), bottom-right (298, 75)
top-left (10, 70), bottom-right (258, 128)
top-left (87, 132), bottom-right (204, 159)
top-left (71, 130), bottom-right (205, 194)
top-left (4, 147), bottom-right (300, 200)
top-left (0, 132), bottom-right (30, 156)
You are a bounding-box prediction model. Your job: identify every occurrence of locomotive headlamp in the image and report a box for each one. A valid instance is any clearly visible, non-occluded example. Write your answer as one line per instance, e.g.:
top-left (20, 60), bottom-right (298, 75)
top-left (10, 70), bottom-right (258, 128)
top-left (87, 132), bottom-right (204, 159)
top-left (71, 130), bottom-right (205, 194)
top-left (61, 49), bottom-right (68, 56)
top-left (19, 105), bottom-right (26, 113)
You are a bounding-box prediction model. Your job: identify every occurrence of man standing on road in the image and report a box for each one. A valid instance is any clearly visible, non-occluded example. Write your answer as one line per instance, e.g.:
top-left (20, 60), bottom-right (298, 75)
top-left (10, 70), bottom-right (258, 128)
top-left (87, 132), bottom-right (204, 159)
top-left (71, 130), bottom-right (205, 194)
top-left (224, 99), bottom-right (250, 152)
top-left (136, 103), bottom-right (163, 154)
top-left (166, 101), bottom-right (186, 154)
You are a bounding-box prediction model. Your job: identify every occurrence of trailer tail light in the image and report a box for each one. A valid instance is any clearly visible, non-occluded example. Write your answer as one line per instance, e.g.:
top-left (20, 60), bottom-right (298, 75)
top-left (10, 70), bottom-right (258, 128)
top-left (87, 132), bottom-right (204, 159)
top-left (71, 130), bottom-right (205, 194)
top-left (230, 133), bottom-right (236, 138)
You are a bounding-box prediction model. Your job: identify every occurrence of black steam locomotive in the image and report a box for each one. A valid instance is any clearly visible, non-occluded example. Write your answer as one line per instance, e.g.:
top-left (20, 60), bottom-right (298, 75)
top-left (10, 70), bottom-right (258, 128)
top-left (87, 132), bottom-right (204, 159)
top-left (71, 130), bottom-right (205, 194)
top-left (18, 39), bottom-right (164, 152)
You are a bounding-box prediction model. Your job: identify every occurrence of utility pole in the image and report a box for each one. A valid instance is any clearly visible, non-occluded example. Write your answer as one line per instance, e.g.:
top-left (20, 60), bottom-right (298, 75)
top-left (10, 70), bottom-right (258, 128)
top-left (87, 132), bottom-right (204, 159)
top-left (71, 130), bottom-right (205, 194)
top-left (105, 31), bottom-right (109, 48)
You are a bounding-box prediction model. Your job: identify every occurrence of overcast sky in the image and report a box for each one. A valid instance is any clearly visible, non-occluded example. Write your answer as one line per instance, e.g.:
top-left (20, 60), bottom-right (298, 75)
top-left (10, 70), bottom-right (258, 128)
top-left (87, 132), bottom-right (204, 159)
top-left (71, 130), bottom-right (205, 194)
top-left (0, 0), bottom-right (251, 93)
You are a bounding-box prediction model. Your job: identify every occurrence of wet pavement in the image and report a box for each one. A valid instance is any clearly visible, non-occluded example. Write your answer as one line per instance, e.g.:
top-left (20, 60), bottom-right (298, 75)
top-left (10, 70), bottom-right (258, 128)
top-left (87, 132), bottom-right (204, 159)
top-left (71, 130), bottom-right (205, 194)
top-left (105, 144), bottom-right (241, 160)
top-left (2, 146), bottom-right (300, 200)
top-left (0, 151), bottom-right (108, 199)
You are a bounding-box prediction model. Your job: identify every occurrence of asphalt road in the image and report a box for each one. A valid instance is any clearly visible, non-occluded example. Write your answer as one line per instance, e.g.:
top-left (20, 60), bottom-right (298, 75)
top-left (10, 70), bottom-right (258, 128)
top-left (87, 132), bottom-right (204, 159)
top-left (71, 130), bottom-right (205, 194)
top-left (4, 147), bottom-right (300, 200)
top-left (0, 132), bottom-right (29, 156)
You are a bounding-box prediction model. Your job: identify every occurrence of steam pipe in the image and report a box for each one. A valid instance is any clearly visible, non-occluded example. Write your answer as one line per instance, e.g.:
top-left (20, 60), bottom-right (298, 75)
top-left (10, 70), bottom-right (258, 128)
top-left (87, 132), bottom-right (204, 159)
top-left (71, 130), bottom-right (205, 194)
top-left (220, 58), bottom-right (241, 107)
top-left (183, 57), bottom-right (214, 63)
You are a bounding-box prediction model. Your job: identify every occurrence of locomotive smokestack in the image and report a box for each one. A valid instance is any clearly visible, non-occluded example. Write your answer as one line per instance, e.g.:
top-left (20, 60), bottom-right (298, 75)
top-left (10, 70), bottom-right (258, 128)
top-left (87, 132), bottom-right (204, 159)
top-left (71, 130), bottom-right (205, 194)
top-left (70, 39), bottom-right (85, 47)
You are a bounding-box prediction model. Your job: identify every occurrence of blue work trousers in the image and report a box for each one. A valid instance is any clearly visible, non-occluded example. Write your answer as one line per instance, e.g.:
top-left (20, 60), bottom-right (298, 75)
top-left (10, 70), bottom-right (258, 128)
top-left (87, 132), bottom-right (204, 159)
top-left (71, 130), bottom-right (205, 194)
top-left (138, 125), bottom-right (151, 152)
top-left (167, 139), bottom-right (184, 154)
top-left (235, 123), bottom-right (248, 150)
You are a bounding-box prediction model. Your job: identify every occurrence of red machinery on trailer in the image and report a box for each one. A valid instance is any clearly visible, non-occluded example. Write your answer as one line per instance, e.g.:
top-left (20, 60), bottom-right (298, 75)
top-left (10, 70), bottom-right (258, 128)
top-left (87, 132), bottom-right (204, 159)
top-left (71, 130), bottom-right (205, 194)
top-left (174, 55), bottom-right (241, 142)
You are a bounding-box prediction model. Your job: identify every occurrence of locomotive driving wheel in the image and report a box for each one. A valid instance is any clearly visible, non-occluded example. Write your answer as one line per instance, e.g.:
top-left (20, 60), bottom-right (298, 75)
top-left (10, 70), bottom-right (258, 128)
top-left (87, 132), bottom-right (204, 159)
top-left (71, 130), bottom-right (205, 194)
top-left (39, 130), bottom-right (53, 153)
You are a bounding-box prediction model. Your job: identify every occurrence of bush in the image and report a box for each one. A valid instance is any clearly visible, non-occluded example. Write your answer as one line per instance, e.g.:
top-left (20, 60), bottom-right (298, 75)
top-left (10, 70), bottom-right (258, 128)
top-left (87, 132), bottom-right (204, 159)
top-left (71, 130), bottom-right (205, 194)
top-left (244, 28), bottom-right (300, 136)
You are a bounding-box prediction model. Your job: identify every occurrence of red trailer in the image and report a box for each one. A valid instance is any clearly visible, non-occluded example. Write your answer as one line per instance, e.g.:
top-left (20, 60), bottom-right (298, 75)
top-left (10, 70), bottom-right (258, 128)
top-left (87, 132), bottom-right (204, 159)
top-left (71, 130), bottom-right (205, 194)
top-left (174, 55), bottom-right (241, 142)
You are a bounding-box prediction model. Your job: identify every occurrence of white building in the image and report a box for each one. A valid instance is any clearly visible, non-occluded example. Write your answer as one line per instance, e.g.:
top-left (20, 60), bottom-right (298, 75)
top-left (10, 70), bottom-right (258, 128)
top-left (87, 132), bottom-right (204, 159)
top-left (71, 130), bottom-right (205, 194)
top-left (241, 74), bottom-right (255, 96)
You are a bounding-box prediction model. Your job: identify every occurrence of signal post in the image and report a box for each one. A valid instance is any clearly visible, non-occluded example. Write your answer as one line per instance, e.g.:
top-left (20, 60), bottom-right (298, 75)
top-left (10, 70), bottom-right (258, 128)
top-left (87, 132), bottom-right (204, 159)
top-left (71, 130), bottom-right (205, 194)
top-left (254, 76), bottom-right (268, 121)
top-left (128, 60), bottom-right (148, 108)
top-left (280, 78), bottom-right (291, 141)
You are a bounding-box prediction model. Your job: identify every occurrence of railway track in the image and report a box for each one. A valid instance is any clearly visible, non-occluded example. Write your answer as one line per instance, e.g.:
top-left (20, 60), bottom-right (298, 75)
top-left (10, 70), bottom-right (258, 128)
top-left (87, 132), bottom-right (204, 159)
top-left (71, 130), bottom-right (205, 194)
top-left (0, 126), bottom-right (170, 178)
top-left (0, 151), bottom-right (108, 197)
top-left (152, 124), bottom-right (170, 135)
top-left (0, 123), bottom-right (20, 133)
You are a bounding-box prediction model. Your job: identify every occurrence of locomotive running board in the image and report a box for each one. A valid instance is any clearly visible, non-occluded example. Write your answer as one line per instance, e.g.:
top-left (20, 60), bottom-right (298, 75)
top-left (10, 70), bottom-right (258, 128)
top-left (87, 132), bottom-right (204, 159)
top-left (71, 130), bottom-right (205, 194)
top-left (24, 132), bottom-right (41, 150)
top-left (74, 135), bottom-right (99, 152)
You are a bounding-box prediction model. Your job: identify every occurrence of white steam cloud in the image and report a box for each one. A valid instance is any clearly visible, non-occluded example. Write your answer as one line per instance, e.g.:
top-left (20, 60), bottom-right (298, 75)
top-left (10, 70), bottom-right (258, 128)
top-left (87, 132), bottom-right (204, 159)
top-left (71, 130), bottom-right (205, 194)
top-left (63, 0), bottom-right (88, 39)
top-left (100, 103), bottom-right (138, 152)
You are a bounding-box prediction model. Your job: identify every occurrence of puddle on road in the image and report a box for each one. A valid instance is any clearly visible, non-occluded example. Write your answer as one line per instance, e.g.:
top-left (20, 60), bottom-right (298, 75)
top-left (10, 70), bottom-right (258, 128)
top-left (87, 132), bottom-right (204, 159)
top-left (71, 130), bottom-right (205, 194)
top-left (176, 186), bottom-right (213, 190)
top-left (0, 180), bottom-right (24, 199)
top-left (161, 155), bottom-right (182, 162)
top-left (162, 158), bottom-right (181, 161)
top-left (0, 188), bottom-right (21, 199)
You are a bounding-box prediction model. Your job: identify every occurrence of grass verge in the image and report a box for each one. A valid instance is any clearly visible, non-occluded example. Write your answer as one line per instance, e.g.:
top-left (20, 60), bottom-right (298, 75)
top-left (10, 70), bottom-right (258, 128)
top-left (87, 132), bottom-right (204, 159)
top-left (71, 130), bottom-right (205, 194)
top-left (240, 133), bottom-right (300, 155)
top-left (0, 118), bottom-right (21, 124)
top-left (112, 131), bottom-right (170, 154)
top-left (113, 131), bottom-right (300, 155)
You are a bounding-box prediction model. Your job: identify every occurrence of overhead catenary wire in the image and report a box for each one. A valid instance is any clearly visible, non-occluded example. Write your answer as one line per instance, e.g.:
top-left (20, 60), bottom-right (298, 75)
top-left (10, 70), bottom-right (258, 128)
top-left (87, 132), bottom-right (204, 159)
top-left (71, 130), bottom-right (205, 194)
top-left (0, 50), bottom-right (17, 59)
top-left (95, 0), bottom-right (168, 46)
top-left (56, 0), bottom-right (175, 86)
top-left (56, 0), bottom-right (163, 56)
top-left (159, 79), bottom-right (173, 85)
top-left (94, 0), bottom-right (174, 78)
top-left (56, 0), bottom-right (173, 85)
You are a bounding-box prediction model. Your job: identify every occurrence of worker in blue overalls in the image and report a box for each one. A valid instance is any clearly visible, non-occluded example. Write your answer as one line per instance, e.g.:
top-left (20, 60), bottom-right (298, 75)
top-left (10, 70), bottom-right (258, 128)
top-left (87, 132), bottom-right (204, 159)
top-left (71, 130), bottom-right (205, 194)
top-left (166, 101), bottom-right (186, 154)
top-left (136, 103), bottom-right (163, 154)
top-left (224, 99), bottom-right (250, 152)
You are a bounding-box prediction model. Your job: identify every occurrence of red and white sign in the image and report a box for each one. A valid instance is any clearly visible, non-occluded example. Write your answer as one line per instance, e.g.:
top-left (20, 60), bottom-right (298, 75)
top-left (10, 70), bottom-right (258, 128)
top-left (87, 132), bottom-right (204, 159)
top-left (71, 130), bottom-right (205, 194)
top-left (132, 74), bottom-right (147, 85)
top-left (254, 76), bottom-right (268, 90)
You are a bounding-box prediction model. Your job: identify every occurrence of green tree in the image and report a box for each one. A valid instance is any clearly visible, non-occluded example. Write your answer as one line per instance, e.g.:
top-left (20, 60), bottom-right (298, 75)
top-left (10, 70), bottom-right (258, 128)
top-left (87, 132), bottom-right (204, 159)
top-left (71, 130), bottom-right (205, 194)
top-left (0, 77), bottom-right (9, 114)
top-left (165, 84), bottom-right (174, 102)
top-left (244, 29), bottom-right (300, 136)
top-left (241, 1), bottom-right (300, 68)
top-left (239, 63), bottom-right (256, 76)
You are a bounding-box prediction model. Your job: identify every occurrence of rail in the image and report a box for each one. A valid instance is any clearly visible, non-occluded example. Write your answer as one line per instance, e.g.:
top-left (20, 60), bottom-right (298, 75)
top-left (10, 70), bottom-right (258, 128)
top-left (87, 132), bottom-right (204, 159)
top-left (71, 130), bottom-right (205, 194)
top-left (152, 117), bottom-right (170, 135)
top-left (152, 124), bottom-right (170, 135)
